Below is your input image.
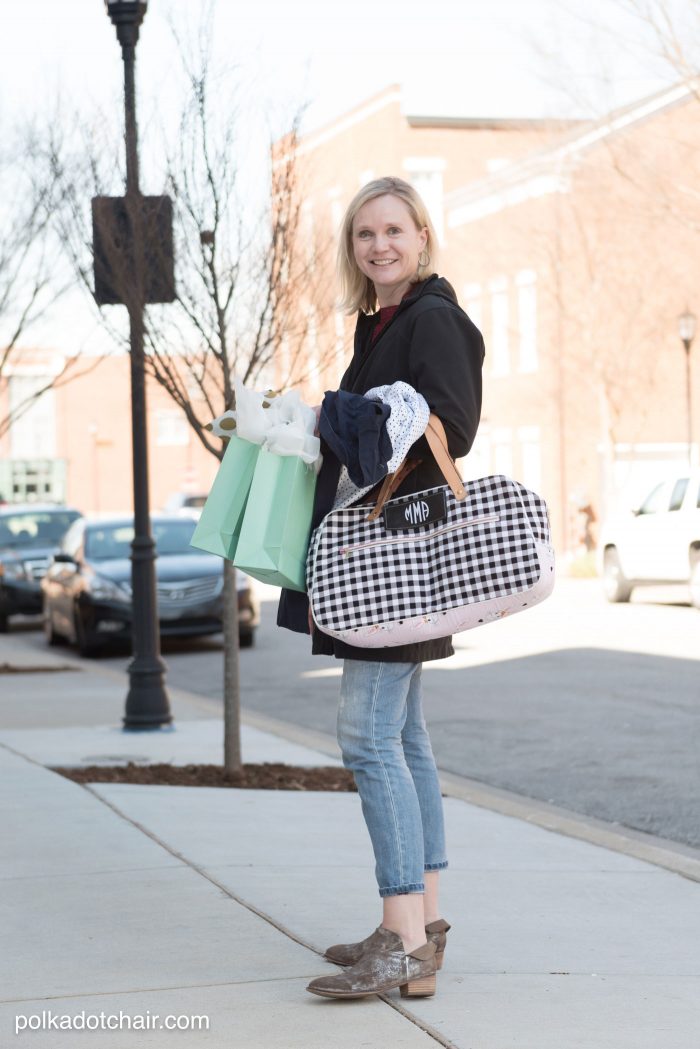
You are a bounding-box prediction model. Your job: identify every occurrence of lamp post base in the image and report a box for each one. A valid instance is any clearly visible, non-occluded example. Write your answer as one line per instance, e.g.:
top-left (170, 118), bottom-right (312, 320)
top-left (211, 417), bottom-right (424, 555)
top-left (123, 657), bottom-right (172, 729)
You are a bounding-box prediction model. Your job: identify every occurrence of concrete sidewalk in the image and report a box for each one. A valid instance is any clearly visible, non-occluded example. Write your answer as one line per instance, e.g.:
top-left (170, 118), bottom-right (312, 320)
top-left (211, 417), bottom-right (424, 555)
top-left (2, 633), bottom-right (700, 1048)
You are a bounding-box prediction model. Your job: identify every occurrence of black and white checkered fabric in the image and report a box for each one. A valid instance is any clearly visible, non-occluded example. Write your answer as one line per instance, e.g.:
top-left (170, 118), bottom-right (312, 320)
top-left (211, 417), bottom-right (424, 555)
top-left (307, 474), bottom-right (553, 635)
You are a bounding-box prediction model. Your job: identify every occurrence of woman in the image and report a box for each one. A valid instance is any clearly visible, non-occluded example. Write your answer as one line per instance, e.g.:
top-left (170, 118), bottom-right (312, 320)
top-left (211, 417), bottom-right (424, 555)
top-left (278, 176), bottom-right (484, 1000)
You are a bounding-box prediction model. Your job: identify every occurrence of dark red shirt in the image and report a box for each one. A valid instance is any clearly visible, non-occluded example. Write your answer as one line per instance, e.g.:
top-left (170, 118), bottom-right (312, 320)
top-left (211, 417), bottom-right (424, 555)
top-left (370, 284), bottom-right (419, 344)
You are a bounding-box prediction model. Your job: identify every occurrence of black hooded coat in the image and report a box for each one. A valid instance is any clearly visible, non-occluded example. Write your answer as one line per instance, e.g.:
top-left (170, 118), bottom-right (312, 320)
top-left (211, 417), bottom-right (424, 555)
top-left (277, 273), bottom-right (485, 663)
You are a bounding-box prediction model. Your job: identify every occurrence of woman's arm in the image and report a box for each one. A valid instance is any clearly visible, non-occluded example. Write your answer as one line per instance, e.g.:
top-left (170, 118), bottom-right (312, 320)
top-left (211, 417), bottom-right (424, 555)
top-left (407, 305), bottom-right (485, 460)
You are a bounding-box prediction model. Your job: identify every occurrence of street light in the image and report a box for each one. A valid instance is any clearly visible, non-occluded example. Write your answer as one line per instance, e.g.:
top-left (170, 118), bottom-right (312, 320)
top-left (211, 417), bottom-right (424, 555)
top-left (678, 308), bottom-right (697, 467)
top-left (104, 0), bottom-right (172, 729)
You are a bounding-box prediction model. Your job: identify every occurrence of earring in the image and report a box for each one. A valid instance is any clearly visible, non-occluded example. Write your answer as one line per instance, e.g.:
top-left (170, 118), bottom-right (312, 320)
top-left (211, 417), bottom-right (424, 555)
top-left (418, 249), bottom-right (430, 268)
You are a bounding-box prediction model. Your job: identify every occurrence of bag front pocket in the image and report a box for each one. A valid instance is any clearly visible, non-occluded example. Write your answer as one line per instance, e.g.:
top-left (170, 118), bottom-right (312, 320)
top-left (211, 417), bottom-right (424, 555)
top-left (339, 513), bottom-right (501, 558)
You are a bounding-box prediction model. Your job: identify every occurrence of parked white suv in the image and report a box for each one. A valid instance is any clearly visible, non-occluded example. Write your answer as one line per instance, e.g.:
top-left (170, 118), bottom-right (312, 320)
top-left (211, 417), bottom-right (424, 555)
top-left (599, 472), bottom-right (700, 606)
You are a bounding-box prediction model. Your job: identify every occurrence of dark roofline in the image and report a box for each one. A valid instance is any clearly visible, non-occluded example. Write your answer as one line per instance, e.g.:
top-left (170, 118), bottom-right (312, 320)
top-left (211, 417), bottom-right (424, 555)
top-left (406, 115), bottom-right (586, 131)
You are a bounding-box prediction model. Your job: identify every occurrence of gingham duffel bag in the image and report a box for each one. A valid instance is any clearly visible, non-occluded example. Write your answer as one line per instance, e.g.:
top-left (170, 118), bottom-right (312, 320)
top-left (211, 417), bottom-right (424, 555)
top-left (306, 415), bottom-right (555, 648)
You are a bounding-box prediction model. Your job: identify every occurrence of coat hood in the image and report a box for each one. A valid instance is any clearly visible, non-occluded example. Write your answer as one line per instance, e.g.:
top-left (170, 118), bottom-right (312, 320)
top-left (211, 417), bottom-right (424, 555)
top-left (401, 274), bottom-right (459, 308)
top-left (361, 274), bottom-right (458, 317)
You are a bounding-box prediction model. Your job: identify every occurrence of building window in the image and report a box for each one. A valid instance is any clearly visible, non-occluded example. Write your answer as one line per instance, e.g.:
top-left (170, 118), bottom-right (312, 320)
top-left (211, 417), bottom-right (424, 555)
top-left (156, 411), bottom-right (189, 447)
top-left (492, 427), bottom-right (513, 476)
top-left (329, 194), bottom-right (343, 239)
top-left (301, 201), bottom-right (316, 272)
top-left (404, 158), bottom-right (446, 244)
top-left (462, 282), bottom-right (482, 328)
top-left (9, 376), bottom-right (56, 459)
top-left (490, 278), bottom-right (509, 377)
top-left (0, 459), bottom-right (66, 503)
top-left (516, 270), bottom-right (538, 373)
top-left (518, 426), bottom-right (542, 493)
top-left (460, 427), bottom-right (491, 481)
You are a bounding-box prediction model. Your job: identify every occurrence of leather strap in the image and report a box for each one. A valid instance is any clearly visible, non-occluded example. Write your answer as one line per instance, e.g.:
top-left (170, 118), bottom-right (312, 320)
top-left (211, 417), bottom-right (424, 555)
top-left (424, 416), bottom-right (466, 501)
top-left (366, 413), bottom-right (466, 522)
top-left (365, 460), bottom-right (421, 521)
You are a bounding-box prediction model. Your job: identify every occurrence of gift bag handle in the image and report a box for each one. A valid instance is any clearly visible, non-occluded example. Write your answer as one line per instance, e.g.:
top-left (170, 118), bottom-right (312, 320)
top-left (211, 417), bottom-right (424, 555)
top-left (366, 414), bottom-right (466, 522)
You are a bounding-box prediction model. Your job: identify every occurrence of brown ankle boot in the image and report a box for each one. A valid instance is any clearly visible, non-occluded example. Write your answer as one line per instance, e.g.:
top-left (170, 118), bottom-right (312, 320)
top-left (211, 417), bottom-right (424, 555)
top-left (308, 928), bottom-right (437, 999)
top-left (324, 918), bottom-right (451, 969)
top-left (425, 918), bottom-right (451, 970)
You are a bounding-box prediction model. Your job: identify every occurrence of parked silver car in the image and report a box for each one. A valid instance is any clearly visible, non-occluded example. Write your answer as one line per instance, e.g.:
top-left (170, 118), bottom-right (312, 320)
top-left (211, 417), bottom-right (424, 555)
top-left (599, 472), bottom-right (700, 606)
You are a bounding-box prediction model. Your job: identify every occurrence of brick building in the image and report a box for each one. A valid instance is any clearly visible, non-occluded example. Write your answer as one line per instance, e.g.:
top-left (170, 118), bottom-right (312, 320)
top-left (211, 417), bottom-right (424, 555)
top-left (0, 351), bottom-right (218, 513)
top-left (2, 82), bottom-right (698, 552)
top-left (279, 81), bottom-right (700, 553)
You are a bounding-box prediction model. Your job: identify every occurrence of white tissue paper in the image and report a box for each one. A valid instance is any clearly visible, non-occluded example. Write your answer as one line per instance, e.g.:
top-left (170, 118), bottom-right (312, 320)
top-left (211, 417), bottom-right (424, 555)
top-left (208, 378), bottom-right (321, 471)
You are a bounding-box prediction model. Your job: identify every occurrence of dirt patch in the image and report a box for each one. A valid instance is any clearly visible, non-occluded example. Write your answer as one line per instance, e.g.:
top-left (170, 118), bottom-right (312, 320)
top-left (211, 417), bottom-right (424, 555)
top-left (52, 761), bottom-right (358, 791)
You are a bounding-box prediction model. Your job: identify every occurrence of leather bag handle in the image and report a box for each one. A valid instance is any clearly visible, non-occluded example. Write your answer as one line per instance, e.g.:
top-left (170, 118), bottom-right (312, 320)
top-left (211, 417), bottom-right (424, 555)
top-left (366, 413), bottom-right (466, 522)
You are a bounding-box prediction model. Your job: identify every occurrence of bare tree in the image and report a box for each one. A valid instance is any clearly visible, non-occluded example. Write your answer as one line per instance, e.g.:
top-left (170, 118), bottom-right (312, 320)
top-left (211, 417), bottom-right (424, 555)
top-left (48, 30), bottom-right (334, 772)
top-left (0, 127), bottom-right (101, 441)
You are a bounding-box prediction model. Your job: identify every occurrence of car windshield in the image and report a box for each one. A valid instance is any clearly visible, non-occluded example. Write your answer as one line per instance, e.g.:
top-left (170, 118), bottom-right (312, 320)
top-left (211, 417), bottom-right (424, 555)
top-left (0, 511), bottom-right (80, 549)
top-left (85, 519), bottom-right (198, 561)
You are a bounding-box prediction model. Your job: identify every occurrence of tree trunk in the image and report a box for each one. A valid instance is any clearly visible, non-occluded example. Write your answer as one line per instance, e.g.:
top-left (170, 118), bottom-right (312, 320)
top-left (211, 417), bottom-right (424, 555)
top-left (222, 559), bottom-right (242, 773)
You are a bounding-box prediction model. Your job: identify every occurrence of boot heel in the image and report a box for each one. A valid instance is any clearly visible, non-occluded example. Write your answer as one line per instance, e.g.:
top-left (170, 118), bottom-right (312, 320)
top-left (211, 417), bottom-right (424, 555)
top-left (399, 973), bottom-right (436, 998)
top-left (435, 950), bottom-right (444, 971)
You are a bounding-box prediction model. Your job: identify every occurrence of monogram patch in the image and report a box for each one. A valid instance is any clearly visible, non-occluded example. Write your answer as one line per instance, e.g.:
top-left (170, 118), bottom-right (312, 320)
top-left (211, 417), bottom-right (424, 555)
top-left (383, 491), bottom-right (447, 531)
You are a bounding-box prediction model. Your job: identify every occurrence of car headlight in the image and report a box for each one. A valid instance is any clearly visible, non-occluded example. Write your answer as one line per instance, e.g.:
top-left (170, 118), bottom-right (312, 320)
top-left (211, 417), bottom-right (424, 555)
top-left (0, 560), bottom-right (27, 581)
top-left (91, 576), bottom-right (131, 602)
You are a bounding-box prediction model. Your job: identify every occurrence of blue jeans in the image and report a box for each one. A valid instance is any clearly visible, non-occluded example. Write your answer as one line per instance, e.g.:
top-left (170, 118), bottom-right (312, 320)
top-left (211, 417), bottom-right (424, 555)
top-left (337, 660), bottom-right (448, 898)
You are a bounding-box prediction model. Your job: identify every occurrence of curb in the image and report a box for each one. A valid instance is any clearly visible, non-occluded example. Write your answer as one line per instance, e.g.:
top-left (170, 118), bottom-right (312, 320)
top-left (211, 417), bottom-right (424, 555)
top-left (239, 708), bottom-right (700, 886)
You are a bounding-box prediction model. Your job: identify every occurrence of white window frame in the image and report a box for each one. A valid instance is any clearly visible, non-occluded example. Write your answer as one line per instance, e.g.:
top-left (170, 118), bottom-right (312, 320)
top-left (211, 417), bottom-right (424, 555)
top-left (492, 426), bottom-right (513, 476)
top-left (403, 157), bottom-right (446, 245)
top-left (489, 277), bottom-right (510, 377)
top-left (517, 425), bottom-right (542, 493)
top-left (462, 282), bottom-right (482, 328)
top-left (516, 269), bottom-right (538, 374)
top-left (155, 410), bottom-right (190, 447)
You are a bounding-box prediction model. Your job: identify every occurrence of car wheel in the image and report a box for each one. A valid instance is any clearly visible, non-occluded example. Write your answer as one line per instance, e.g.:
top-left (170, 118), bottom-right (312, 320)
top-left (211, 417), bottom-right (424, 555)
top-left (43, 601), bottom-right (65, 647)
top-left (239, 631), bottom-right (255, 649)
top-left (74, 606), bottom-right (99, 658)
top-left (603, 547), bottom-right (633, 603)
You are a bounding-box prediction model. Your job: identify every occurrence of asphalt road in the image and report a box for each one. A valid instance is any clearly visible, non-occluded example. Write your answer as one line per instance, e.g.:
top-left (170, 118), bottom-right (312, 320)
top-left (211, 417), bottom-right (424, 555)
top-left (16, 577), bottom-right (700, 848)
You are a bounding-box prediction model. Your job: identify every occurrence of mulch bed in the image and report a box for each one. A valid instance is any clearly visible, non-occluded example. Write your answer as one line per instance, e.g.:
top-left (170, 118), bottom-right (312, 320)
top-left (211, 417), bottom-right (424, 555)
top-left (0, 663), bottom-right (79, 674)
top-left (52, 761), bottom-right (358, 792)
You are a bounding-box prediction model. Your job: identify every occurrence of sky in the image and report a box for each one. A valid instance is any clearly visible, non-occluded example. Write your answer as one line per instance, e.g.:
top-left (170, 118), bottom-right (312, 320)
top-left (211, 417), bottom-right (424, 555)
top-left (4, 0), bottom-right (687, 133)
top-left (1, 0), bottom-right (692, 356)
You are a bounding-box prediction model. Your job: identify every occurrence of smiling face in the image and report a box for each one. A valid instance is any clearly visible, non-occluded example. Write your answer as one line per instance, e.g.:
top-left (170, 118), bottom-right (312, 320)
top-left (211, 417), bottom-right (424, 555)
top-left (352, 194), bottom-right (428, 308)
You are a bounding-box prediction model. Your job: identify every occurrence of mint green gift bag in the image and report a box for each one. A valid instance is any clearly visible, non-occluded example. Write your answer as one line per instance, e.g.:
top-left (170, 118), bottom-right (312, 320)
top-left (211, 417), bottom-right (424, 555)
top-left (190, 434), bottom-right (260, 559)
top-left (233, 448), bottom-right (317, 592)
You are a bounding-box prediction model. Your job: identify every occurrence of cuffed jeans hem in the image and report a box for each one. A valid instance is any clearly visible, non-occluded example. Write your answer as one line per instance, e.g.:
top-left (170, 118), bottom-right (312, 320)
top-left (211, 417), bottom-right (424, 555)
top-left (424, 861), bottom-right (448, 871)
top-left (378, 882), bottom-right (425, 898)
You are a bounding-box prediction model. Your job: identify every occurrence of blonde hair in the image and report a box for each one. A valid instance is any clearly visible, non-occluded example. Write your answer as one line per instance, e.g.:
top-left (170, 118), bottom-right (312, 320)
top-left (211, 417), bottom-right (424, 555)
top-left (336, 176), bottom-right (438, 315)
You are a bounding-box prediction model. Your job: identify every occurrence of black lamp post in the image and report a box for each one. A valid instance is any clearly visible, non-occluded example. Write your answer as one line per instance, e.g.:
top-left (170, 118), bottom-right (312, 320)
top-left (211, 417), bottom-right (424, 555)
top-left (104, 0), bottom-right (171, 729)
top-left (678, 309), bottom-right (697, 467)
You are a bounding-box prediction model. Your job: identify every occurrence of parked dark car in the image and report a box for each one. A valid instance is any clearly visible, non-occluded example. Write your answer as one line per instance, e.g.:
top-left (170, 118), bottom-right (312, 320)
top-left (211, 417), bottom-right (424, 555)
top-left (0, 505), bottom-right (82, 631)
top-left (41, 514), bottom-right (259, 655)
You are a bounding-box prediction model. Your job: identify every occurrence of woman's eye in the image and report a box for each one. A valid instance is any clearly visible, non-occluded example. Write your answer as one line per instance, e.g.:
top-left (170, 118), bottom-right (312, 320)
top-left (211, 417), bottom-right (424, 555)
top-left (388, 227), bottom-right (401, 234)
top-left (357, 230), bottom-right (371, 238)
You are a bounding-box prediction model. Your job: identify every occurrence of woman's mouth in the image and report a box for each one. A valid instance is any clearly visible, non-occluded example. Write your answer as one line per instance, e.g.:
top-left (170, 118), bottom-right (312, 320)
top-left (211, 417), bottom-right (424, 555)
top-left (371, 259), bottom-right (397, 267)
